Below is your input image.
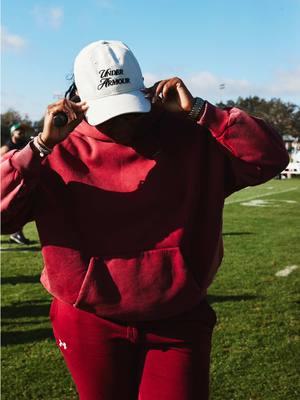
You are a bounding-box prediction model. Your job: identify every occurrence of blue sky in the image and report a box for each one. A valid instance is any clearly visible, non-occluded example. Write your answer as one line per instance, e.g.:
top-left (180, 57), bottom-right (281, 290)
top-left (2, 0), bottom-right (300, 121)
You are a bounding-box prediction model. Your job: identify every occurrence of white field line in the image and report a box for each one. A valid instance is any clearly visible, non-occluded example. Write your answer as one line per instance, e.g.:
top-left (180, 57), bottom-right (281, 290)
top-left (0, 249), bottom-right (33, 253)
top-left (225, 187), bottom-right (298, 205)
top-left (275, 265), bottom-right (299, 277)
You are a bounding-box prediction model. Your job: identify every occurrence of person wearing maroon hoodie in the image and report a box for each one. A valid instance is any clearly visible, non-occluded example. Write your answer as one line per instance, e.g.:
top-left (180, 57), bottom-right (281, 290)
top-left (1, 40), bottom-right (289, 400)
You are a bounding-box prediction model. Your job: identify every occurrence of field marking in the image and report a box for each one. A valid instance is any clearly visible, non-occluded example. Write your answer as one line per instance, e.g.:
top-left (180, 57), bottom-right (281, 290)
top-left (275, 265), bottom-right (299, 277)
top-left (241, 199), bottom-right (297, 207)
top-left (0, 249), bottom-right (33, 253)
top-left (225, 187), bottom-right (298, 205)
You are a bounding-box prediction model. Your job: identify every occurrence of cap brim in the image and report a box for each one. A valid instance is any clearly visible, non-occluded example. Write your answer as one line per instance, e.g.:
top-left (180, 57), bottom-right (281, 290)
top-left (84, 90), bottom-right (151, 126)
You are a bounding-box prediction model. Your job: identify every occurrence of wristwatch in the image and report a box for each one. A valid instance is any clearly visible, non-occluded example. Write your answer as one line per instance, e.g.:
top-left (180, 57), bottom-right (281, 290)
top-left (188, 97), bottom-right (205, 120)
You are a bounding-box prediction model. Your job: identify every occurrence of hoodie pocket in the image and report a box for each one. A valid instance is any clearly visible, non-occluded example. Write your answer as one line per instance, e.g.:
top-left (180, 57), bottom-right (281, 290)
top-left (74, 247), bottom-right (203, 320)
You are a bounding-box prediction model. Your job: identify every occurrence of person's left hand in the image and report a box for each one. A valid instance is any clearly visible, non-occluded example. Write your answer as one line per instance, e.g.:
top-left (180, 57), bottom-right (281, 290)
top-left (142, 77), bottom-right (194, 113)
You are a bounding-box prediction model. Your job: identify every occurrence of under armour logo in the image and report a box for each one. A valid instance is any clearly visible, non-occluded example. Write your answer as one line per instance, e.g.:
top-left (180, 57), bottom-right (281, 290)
top-left (58, 339), bottom-right (67, 350)
top-left (97, 68), bottom-right (130, 90)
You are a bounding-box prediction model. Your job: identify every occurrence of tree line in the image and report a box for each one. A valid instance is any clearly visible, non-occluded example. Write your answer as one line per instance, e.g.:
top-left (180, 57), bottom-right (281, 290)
top-left (1, 96), bottom-right (300, 144)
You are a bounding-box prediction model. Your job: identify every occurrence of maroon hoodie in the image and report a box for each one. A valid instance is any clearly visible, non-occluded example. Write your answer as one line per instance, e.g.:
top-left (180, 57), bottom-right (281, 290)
top-left (0, 102), bottom-right (289, 321)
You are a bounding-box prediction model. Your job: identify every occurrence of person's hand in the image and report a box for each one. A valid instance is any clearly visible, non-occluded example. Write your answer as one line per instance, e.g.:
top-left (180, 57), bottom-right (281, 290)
top-left (142, 77), bottom-right (194, 113)
top-left (40, 99), bottom-right (88, 148)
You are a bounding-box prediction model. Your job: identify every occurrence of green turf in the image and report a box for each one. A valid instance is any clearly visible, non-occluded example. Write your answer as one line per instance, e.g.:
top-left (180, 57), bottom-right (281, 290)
top-left (1, 178), bottom-right (300, 399)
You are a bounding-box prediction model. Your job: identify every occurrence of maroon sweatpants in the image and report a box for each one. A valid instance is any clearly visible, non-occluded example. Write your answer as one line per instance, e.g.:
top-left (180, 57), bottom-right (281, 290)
top-left (50, 298), bottom-right (216, 400)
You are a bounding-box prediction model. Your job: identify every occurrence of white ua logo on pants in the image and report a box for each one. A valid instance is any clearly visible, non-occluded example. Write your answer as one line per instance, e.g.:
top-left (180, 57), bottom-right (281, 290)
top-left (58, 339), bottom-right (67, 350)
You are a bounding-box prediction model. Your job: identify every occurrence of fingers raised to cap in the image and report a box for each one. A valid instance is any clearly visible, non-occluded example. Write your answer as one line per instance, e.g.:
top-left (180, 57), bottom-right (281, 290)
top-left (156, 78), bottom-right (184, 97)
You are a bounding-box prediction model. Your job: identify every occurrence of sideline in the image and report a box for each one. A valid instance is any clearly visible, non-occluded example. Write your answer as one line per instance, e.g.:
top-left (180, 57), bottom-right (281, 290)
top-left (225, 187), bottom-right (298, 205)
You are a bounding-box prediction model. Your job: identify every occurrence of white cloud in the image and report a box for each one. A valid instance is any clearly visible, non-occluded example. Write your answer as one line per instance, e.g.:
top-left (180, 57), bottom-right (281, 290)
top-left (143, 71), bottom-right (253, 101)
top-left (32, 5), bottom-right (64, 29)
top-left (143, 68), bottom-right (300, 104)
top-left (187, 72), bottom-right (252, 97)
top-left (1, 26), bottom-right (26, 51)
top-left (95, 0), bottom-right (114, 9)
top-left (49, 7), bottom-right (64, 29)
top-left (268, 67), bottom-right (300, 95)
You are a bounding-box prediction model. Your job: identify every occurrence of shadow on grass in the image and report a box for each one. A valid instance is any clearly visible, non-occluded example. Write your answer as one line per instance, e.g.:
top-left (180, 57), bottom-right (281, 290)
top-left (208, 294), bottom-right (259, 304)
top-left (0, 246), bottom-right (41, 252)
top-left (2, 328), bottom-right (54, 346)
top-left (2, 302), bottom-right (51, 319)
top-left (1, 301), bottom-right (53, 346)
top-left (1, 275), bottom-right (41, 285)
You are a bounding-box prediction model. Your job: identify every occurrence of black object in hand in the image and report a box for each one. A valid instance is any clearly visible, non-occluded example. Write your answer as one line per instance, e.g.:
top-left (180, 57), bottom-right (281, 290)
top-left (53, 96), bottom-right (81, 128)
top-left (53, 112), bottom-right (68, 127)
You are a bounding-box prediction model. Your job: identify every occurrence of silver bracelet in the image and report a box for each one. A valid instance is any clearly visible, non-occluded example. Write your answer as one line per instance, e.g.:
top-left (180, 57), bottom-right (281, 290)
top-left (37, 132), bottom-right (53, 152)
top-left (188, 97), bottom-right (205, 120)
top-left (32, 136), bottom-right (52, 158)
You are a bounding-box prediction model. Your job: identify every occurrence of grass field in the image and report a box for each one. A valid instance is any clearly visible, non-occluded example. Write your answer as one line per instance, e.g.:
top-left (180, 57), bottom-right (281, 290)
top-left (1, 178), bottom-right (300, 399)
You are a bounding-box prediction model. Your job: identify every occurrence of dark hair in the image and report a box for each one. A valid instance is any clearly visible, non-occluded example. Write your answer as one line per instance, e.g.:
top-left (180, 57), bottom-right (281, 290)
top-left (65, 80), bottom-right (77, 100)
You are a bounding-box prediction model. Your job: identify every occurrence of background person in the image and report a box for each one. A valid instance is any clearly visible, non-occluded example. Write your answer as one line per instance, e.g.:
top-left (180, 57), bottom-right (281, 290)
top-left (1, 123), bottom-right (31, 245)
top-left (0, 40), bottom-right (289, 400)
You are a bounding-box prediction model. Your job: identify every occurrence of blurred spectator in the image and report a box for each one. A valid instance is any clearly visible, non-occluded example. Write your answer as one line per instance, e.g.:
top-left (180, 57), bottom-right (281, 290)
top-left (1, 123), bottom-right (31, 245)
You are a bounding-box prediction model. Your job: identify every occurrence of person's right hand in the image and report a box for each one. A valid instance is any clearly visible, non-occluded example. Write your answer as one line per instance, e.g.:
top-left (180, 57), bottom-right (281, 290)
top-left (40, 99), bottom-right (88, 148)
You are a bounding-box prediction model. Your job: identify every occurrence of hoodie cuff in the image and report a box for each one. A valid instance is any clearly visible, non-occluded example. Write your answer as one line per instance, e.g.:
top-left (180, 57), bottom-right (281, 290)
top-left (10, 142), bottom-right (45, 178)
top-left (197, 102), bottom-right (229, 138)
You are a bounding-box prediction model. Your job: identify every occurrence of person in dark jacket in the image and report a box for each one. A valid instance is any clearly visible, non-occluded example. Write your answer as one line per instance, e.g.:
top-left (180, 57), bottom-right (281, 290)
top-left (0, 40), bottom-right (289, 400)
top-left (1, 123), bottom-right (30, 245)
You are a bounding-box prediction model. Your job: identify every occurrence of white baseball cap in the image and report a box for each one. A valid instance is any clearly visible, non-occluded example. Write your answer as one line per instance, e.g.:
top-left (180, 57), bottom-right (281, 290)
top-left (74, 40), bottom-right (151, 126)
